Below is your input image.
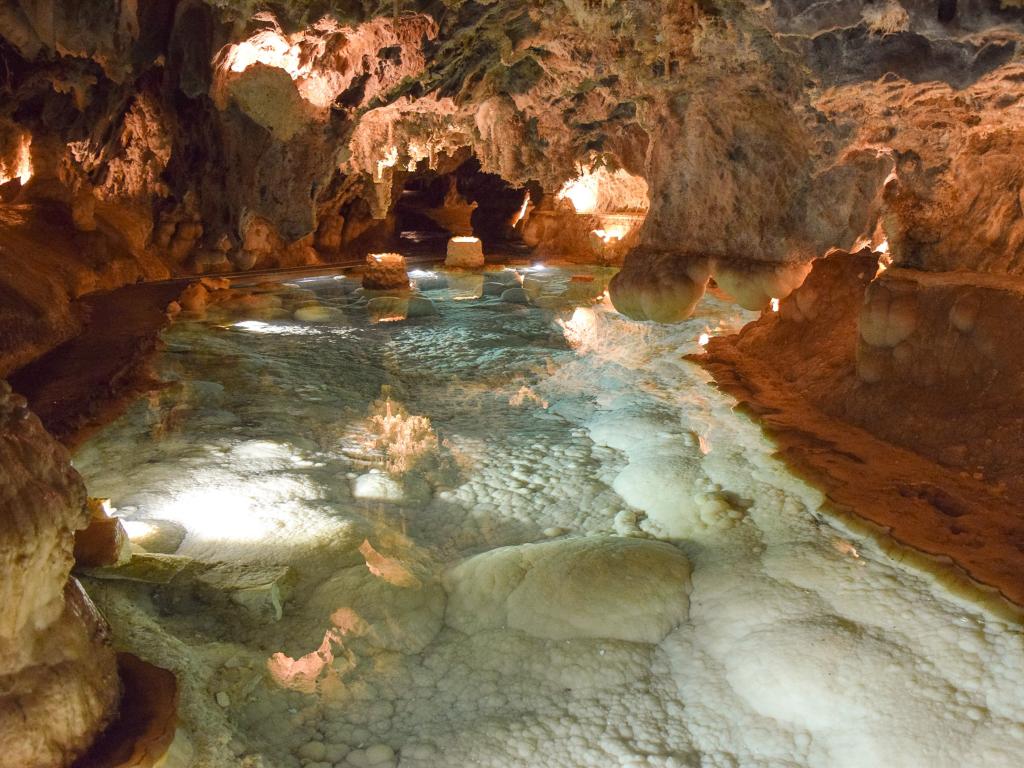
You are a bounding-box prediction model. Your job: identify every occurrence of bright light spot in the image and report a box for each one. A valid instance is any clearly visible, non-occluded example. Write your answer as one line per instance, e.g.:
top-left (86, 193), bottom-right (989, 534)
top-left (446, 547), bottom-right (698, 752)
top-left (592, 225), bottom-right (628, 243)
top-left (511, 192), bottom-right (531, 227)
top-left (232, 320), bottom-right (341, 337)
top-left (376, 145), bottom-right (399, 180)
top-left (698, 332), bottom-right (710, 347)
top-left (876, 238), bottom-right (890, 254)
top-left (451, 236), bottom-right (480, 243)
top-left (557, 307), bottom-right (598, 351)
top-left (0, 134), bottom-right (32, 185)
top-left (557, 171), bottom-right (600, 214)
top-left (224, 33), bottom-right (302, 78)
top-left (770, 298), bottom-right (780, 312)
top-left (234, 320), bottom-right (270, 332)
top-left (409, 269), bottom-right (437, 279)
top-left (556, 164), bottom-right (650, 215)
top-left (120, 520), bottom-right (157, 540)
top-left (152, 486), bottom-right (281, 543)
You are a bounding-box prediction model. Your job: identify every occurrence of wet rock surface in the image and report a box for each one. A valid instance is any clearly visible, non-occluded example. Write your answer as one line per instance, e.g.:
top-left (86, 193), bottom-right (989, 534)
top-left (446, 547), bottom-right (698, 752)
top-left (0, 383), bottom-right (120, 768)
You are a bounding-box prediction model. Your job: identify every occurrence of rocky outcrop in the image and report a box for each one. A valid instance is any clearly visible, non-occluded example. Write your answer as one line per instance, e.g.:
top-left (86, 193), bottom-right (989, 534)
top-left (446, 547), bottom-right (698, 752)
top-left (0, 382), bottom-right (120, 767)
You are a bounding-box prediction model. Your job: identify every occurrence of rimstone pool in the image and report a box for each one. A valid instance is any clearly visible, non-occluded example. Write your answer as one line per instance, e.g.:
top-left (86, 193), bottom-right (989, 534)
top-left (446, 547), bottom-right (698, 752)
top-left (73, 266), bottom-right (1024, 768)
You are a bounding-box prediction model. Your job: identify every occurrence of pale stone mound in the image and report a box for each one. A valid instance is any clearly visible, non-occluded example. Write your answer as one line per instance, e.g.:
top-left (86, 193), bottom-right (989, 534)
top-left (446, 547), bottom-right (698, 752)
top-left (445, 236), bottom-right (485, 268)
top-left (293, 304), bottom-right (345, 323)
top-left (609, 251), bottom-right (710, 323)
top-left (443, 536), bottom-right (691, 644)
top-left (0, 383), bottom-right (120, 767)
top-left (362, 253), bottom-right (410, 291)
top-left (713, 260), bottom-right (812, 312)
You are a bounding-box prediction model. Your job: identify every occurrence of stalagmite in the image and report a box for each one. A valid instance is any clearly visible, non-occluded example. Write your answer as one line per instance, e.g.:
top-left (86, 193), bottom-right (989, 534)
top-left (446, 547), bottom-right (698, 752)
top-left (445, 236), bottom-right (485, 268)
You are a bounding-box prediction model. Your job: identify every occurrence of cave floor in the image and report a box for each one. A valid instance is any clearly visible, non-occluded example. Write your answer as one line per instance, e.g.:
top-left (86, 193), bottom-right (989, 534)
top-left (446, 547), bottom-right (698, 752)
top-left (74, 266), bottom-right (1024, 768)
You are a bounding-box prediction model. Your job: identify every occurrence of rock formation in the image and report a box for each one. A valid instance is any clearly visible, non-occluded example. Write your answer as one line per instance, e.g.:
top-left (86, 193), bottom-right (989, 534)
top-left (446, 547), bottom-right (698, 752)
top-left (0, 383), bottom-right (120, 767)
top-left (3, 0), bottom-right (1024, 760)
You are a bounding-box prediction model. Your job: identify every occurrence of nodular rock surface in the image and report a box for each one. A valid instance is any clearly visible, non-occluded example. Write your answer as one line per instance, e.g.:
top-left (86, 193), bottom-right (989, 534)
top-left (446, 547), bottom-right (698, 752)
top-left (0, 383), bottom-right (120, 768)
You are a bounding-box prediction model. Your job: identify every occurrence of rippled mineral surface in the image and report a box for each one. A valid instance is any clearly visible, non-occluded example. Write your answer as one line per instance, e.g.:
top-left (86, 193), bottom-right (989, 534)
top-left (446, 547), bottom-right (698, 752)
top-left (75, 266), bottom-right (1024, 768)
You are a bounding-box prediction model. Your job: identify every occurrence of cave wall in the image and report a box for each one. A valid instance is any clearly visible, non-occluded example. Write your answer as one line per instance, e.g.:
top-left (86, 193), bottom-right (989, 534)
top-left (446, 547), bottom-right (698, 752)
top-left (3, 2), bottom-right (1024, 764)
top-left (0, 382), bottom-right (120, 767)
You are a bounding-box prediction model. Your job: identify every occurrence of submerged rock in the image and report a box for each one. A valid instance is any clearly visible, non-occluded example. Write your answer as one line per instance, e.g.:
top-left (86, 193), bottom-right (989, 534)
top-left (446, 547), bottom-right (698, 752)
top-left (445, 236), bottom-right (485, 268)
top-left (294, 304), bottom-right (345, 324)
top-left (442, 535), bottom-right (691, 643)
top-left (500, 287), bottom-right (531, 305)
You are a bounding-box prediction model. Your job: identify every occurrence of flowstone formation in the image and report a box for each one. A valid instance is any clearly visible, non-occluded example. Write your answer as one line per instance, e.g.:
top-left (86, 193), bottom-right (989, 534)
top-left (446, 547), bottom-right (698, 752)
top-left (443, 536), bottom-right (692, 644)
top-left (0, 383), bottom-right (120, 767)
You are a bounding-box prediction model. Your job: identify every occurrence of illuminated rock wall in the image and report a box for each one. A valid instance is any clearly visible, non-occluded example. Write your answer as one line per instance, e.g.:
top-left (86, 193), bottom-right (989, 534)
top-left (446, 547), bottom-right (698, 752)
top-left (0, 383), bottom-right (120, 767)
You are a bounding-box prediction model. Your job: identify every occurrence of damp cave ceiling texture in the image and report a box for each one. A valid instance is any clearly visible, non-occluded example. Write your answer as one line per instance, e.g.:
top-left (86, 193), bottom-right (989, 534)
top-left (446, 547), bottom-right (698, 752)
top-left (0, 1), bottom-right (1022, 278)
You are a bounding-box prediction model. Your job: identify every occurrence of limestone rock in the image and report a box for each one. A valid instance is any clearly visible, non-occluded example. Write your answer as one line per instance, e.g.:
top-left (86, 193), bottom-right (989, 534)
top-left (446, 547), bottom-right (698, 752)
top-left (445, 237), bottom-right (485, 268)
top-left (443, 536), bottom-right (691, 644)
top-left (0, 384), bottom-right (120, 767)
top-left (362, 253), bottom-right (410, 291)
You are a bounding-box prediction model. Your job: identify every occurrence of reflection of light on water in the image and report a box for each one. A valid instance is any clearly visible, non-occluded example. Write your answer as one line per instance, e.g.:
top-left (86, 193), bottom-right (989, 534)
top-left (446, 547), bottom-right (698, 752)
top-left (558, 307), bottom-right (597, 350)
top-left (409, 269), bottom-right (437, 279)
top-left (151, 486), bottom-right (279, 543)
top-left (234, 320), bottom-right (273, 332)
top-left (121, 520), bottom-right (157, 540)
top-left (232, 320), bottom-right (352, 337)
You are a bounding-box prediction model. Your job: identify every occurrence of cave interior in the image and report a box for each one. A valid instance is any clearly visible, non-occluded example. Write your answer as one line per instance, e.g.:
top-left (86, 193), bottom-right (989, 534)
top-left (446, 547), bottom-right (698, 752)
top-left (2, 1), bottom-right (1024, 767)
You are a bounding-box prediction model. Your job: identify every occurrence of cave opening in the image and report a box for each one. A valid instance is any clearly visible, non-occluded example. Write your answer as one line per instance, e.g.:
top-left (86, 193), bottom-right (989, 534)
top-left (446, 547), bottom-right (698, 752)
top-left (2, 3), bottom-right (1024, 768)
top-left (393, 156), bottom-right (534, 256)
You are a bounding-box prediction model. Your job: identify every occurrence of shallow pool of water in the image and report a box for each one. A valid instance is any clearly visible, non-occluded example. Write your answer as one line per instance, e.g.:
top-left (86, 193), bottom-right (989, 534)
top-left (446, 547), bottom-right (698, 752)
top-left (75, 265), bottom-right (1024, 768)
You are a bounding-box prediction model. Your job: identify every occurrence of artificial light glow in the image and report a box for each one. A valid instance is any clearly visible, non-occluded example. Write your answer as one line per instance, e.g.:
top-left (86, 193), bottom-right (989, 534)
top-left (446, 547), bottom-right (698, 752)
top-left (0, 135), bottom-right (32, 185)
top-left (592, 225), bottom-right (628, 243)
top-left (557, 307), bottom-right (599, 351)
top-left (232, 320), bottom-right (337, 337)
top-left (376, 146), bottom-right (399, 180)
top-left (511, 192), bottom-right (531, 227)
top-left (224, 33), bottom-right (304, 80)
top-left (409, 269), bottom-right (437, 279)
top-left (120, 520), bottom-right (157, 540)
top-left (234, 320), bottom-right (270, 331)
top-left (557, 171), bottom-right (600, 214)
top-left (151, 486), bottom-right (278, 543)
top-left (451, 236), bottom-right (480, 243)
top-left (770, 298), bottom-right (780, 312)
top-left (874, 239), bottom-right (892, 277)
top-left (698, 332), bottom-right (710, 347)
